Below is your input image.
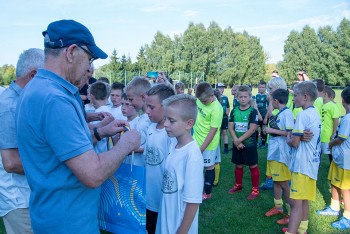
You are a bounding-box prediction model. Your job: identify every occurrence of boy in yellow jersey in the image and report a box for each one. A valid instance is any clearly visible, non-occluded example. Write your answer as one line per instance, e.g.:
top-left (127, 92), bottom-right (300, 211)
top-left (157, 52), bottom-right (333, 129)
top-left (321, 86), bottom-right (340, 163)
top-left (193, 82), bottom-right (223, 200)
top-left (283, 81), bottom-right (321, 234)
top-left (317, 86), bottom-right (350, 231)
top-left (312, 78), bottom-right (325, 119)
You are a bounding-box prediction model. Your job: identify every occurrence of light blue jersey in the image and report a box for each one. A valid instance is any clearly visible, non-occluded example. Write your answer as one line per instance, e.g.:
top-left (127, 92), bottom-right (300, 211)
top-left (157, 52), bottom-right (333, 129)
top-left (267, 107), bottom-right (294, 167)
top-left (332, 113), bottom-right (350, 170)
top-left (290, 107), bottom-right (321, 180)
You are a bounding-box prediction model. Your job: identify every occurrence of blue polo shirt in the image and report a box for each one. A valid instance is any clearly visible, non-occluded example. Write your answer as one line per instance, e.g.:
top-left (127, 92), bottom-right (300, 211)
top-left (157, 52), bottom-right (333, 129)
top-left (16, 69), bottom-right (99, 233)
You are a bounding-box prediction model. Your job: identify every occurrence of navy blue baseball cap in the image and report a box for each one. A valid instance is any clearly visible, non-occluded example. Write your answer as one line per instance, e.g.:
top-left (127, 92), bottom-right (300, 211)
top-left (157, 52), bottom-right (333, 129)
top-left (42, 20), bottom-right (107, 60)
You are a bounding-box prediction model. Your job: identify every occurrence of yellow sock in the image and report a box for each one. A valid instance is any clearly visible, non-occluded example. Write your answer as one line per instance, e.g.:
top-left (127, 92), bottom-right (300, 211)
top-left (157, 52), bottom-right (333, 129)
top-left (213, 164), bottom-right (220, 185)
top-left (344, 210), bottom-right (350, 220)
top-left (297, 220), bottom-right (308, 234)
top-left (286, 203), bottom-right (291, 216)
top-left (330, 198), bottom-right (341, 211)
top-left (274, 198), bottom-right (283, 210)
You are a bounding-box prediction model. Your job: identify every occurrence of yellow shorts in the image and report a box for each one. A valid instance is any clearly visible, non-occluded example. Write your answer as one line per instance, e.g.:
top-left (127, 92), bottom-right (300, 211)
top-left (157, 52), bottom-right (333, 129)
top-left (266, 161), bottom-right (291, 182)
top-left (290, 173), bottom-right (316, 201)
top-left (328, 161), bottom-right (350, 190)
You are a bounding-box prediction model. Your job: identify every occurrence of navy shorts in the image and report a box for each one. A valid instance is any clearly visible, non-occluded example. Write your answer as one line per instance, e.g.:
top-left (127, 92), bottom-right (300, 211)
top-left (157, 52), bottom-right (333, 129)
top-left (231, 145), bottom-right (258, 166)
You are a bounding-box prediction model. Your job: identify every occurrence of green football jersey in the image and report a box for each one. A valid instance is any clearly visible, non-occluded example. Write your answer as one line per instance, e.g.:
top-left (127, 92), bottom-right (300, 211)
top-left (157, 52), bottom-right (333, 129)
top-left (229, 106), bottom-right (258, 147)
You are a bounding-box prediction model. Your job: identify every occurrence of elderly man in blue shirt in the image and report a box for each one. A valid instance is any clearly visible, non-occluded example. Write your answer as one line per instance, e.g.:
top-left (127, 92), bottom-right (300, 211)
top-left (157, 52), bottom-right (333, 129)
top-left (15, 20), bottom-right (140, 233)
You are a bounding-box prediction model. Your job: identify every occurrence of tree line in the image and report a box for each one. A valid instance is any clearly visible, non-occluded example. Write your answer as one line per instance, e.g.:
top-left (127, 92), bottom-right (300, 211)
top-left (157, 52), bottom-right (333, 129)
top-left (1, 19), bottom-right (349, 87)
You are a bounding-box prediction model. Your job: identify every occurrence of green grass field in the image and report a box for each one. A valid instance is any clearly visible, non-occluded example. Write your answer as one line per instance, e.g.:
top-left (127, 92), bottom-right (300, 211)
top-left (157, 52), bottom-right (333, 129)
top-left (0, 88), bottom-right (347, 234)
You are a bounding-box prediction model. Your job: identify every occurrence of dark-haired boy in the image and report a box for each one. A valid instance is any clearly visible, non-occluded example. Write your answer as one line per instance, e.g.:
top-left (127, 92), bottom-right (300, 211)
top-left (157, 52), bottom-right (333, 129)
top-left (193, 82), bottom-right (223, 200)
top-left (264, 89), bottom-right (294, 225)
top-left (256, 81), bottom-right (268, 148)
top-left (109, 82), bottom-right (126, 121)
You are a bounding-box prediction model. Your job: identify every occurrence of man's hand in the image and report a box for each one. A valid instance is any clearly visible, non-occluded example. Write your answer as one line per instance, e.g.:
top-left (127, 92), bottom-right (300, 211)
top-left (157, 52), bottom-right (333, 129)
top-left (98, 114), bottom-right (114, 128)
top-left (301, 129), bottom-right (313, 142)
top-left (87, 111), bottom-right (113, 122)
top-left (99, 120), bottom-right (130, 138)
top-left (117, 129), bottom-right (141, 154)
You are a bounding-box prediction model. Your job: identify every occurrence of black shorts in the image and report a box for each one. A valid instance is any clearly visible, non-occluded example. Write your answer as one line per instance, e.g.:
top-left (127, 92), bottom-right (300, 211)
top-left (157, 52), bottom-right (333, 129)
top-left (221, 117), bottom-right (228, 130)
top-left (231, 145), bottom-right (258, 166)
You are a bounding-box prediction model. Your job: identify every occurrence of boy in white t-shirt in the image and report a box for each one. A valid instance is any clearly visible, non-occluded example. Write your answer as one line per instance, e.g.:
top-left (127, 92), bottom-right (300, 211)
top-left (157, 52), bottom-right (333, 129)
top-left (113, 93), bottom-right (141, 164)
top-left (124, 76), bottom-right (152, 166)
top-left (156, 94), bottom-right (204, 234)
top-left (144, 84), bottom-right (175, 234)
top-left (89, 81), bottom-right (111, 154)
top-left (283, 81), bottom-right (321, 234)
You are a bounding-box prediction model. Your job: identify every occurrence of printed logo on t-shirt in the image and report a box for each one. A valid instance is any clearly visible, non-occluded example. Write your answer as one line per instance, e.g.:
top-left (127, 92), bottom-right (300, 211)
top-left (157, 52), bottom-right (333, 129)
top-left (145, 146), bottom-right (164, 166)
top-left (235, 122), bottom-right (248, 132)
top-left (161, 169), bottom-right (178, 194)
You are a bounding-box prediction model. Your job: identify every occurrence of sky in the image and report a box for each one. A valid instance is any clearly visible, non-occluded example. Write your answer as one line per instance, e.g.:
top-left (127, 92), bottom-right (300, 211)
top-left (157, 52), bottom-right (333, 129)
top-left (1, 0), bottom-right (349, 68)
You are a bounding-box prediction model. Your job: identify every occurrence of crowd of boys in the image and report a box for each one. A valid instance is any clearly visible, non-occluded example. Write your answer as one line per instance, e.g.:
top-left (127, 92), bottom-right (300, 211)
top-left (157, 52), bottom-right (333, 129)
top-left (0, 19), bottom-right (350, 234)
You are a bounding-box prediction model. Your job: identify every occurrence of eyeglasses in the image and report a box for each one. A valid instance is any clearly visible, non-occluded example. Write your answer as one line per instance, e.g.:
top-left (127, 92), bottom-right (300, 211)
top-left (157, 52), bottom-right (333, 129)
top-left (78, 45), bottom-right (95, 64)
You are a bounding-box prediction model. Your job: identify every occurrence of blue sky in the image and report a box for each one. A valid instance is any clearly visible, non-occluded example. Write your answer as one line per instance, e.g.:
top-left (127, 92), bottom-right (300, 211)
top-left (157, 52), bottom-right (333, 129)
top-left (1, 0), bottom-right (349, 68)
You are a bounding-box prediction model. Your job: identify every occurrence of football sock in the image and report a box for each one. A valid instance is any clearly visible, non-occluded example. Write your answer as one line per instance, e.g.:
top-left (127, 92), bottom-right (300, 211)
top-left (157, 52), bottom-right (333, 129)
top-left (330, 198), bottom-right (341, 211)
top-left (274, 198), bottom-right (283, 211)
top-left (344, 210), bottom-right (350, 220)
top-left (204, 169), bottom-right (215, 194)
top-left (250, 166), bottom-right (260, 188)
top-left (214, 164), bottom-right (220, 185)
top-left (286, 203), bottom-right (291, 216)
top-left (298, 220), bottom-right (308, 234)
top-left (235, 167), bottom-right (243, 185)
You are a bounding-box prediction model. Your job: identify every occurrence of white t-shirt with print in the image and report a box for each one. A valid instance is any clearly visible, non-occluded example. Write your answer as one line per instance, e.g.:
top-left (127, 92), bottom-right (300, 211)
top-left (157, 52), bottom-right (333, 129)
top-left (156, 140), bottom-right (203, 234)
top-left (267, 107), bottom-right (294, 167)
top-left (145, 123), bottom-right (173, 212)
top-left (332, 113), bottom-right (350, 170)
top-left (289, 107), bottom-right (321, 180)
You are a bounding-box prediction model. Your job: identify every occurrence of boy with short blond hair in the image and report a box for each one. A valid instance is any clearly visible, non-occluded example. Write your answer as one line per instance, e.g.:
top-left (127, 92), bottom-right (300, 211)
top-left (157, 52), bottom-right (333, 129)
top-left (228, 85), bottom-right (260, 200)
top-left (116, 93), bottom-right (141, 165)
top-left (321, 85), bottom-right (340, 163)
top-left (284, 81), bottom-right (321, 234)
top-left (194, 82), bottom-right (223, 200)
top-left (156, 94), bottom-right (204, 234)
top-left (144, 84), bottom-right (175, 234)
top-left (124, 76), bottom-right (152, 164)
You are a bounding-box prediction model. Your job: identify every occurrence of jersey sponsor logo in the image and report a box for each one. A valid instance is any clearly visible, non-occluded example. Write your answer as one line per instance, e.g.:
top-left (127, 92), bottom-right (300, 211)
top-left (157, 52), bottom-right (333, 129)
top-left (145, 146), bottom-right (164, 166)
top-left (291, 189), bottom-right (298, 193)
top-left (235, 122), bottom-right (248, 132)
top-left (161, 169), bottom-right (178, 194)
top-left (272, 173), bottom-right (280, 177)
